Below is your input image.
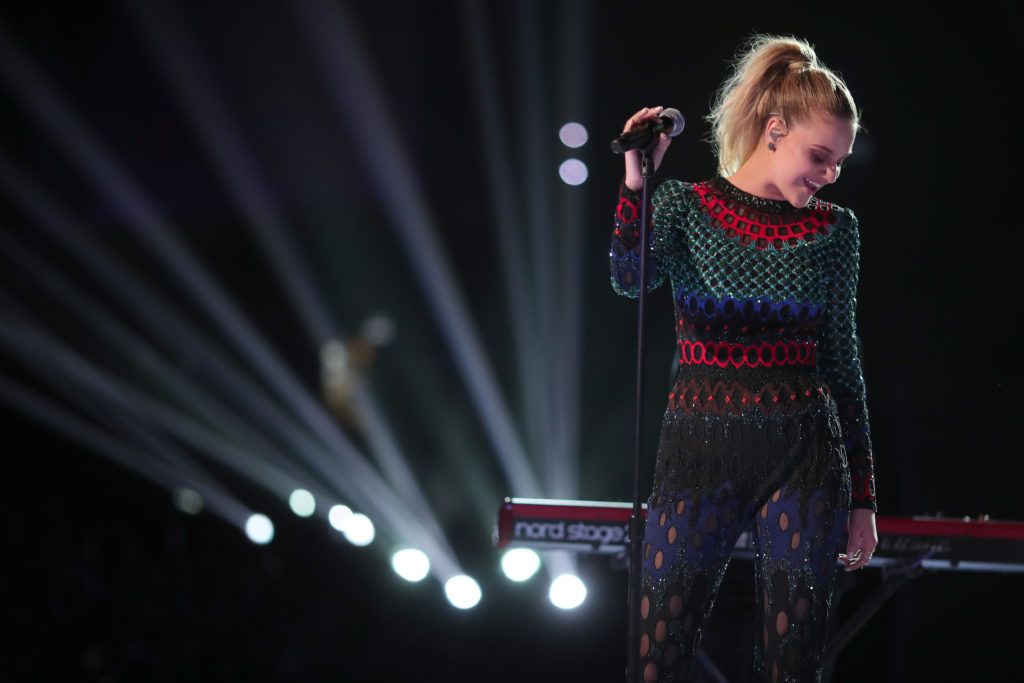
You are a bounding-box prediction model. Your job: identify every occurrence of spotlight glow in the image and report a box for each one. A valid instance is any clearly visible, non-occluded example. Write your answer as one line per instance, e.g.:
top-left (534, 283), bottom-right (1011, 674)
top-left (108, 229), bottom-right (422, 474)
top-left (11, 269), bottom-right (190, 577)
top-left (392, 548), bottom-right (430, 582)
top-left (320, 339), bottom-right (348, 373)
top-left (444, 575), bottom-right (482, 609)
top-left (558, 159), bottom-right (588, 186)
top-left (361, 314), bottom-right (395, 345)
top-left (558, 122), bottom-right (588, 148)
top-left (172, 486), bottom-right (203, 515)
top-left (501, 548), bottom-right (541, 582)
top-left (343, 512), bottom-right (375, 546)
top-left (328, 504), bottom-right (353, 531)
top-left (245, 513), bottom-right (274, 544)
top-left (549, 574), bottom-right (587, 609)
top-left (288, 489), bottom-right (316, 517)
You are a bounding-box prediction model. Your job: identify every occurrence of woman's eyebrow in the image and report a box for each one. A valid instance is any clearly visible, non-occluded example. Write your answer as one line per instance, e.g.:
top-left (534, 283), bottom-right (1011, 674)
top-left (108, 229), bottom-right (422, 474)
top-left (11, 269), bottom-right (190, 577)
top-left (812, 144), bottom-right (852, 160)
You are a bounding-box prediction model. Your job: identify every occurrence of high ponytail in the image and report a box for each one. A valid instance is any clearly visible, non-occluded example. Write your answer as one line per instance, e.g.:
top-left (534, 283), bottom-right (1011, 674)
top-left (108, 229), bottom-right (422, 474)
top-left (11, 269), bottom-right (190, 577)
top-left (704, 34), bottom-right (861, 177)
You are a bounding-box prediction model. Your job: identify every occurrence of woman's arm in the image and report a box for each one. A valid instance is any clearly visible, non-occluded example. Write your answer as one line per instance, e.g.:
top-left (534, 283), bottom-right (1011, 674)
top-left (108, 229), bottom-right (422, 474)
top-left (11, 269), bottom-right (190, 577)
top-left (819, 209), bottom-right (878, 513)
top-left (609, 181), bottom-right (660, 297)
top-left (608, 179), bottom-right (687, 298)
top-left (610, 106), bottom-right (679, 298)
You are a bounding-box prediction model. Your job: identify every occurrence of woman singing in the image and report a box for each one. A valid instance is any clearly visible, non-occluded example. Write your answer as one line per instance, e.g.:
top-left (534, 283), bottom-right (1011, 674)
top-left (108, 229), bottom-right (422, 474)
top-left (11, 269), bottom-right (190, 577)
top-left (609, 34), bottom-right (879, 682)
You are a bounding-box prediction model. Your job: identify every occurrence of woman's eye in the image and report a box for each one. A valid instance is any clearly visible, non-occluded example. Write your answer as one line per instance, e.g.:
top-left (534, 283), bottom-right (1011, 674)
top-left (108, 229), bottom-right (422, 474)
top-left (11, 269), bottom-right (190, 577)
top-left (811, 153), bottom-right (825, 164)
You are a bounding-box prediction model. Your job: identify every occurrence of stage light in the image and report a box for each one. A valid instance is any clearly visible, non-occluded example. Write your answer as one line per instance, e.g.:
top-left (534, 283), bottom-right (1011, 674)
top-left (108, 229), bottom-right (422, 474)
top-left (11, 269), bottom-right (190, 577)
top-left (295, 0), bottom-right (543, 505)
top-left (321, 339), bottom-right (348, 374)
top-left (392, 548), bottom-right (430, 582)
top-left (343, 512), bottom-right (375, 546)
top-left (444, 575), bottom-right (482, 609)
top-left (245, 513), bottom-right (275, 544)
top-left (328, 503), bottom-right (353, 531)
top-left (501, 548), bottom-right (541, 582)
top-left (548, 573), bottom-right (586, 609)
top-left (172, 486), bottom-right (203, 515)
top-left (289, 488), bottom-right (316, 517)
top-left (360, 314), bottom-right (395, 345)
top-left (558, 122), bottom-right (588, 148)
top-left (558, 159), bottom-right (588, 186)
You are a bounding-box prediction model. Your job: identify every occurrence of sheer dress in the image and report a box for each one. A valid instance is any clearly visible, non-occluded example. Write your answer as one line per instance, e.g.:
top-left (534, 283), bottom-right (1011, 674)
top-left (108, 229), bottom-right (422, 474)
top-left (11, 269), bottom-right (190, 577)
top-left (610, 176), bottom-right (876, 683)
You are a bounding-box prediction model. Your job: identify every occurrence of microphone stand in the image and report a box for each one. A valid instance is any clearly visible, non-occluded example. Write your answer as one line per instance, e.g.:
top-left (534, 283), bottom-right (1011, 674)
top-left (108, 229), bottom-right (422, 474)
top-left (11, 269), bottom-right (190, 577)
top-left (625, 140), bottom-right (658, 683)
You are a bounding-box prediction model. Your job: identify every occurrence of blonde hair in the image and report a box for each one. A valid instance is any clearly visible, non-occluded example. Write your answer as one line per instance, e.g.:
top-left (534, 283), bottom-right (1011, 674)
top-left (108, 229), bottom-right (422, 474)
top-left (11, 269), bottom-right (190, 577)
top-left (704, 34), bottom-right (861, 177)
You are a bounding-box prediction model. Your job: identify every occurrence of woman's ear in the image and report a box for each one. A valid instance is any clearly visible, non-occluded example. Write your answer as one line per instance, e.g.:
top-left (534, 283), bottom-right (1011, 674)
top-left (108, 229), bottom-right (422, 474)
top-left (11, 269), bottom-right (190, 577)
top-left (765, 115), bottom-right (788, 152)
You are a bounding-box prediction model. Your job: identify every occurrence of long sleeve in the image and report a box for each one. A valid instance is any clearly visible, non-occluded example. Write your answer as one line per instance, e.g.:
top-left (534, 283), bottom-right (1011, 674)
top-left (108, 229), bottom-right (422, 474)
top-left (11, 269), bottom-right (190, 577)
top-left (609, 179), bottom-right (685, 298)
top-left (819, 209), bottom-right (877, 512)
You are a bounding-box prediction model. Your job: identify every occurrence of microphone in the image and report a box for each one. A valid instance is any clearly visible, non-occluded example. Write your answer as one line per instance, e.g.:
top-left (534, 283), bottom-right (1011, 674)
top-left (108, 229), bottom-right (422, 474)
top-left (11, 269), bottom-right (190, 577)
top-left (610, 108), bottom-right (685, 154)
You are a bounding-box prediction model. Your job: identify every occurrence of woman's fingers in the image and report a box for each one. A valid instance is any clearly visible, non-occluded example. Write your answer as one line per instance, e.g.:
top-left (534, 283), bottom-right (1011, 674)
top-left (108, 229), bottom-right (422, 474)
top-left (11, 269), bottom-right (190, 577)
top-left (623, 106), bottom-right (665, 133)
top-left (622, 106), bottom-right (670, 190)
top-left (839, 547), bottom-right (875, 571)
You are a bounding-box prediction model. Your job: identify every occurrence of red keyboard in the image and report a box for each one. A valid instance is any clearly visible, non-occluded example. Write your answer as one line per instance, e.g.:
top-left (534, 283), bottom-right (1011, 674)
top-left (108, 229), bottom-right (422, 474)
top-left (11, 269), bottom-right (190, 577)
top-left (495, 498), bottom-right (1024, 573)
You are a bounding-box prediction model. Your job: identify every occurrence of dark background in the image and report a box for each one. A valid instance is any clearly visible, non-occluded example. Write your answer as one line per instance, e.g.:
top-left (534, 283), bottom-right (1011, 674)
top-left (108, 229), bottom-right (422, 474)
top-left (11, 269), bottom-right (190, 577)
top-left (1, 1), bottom-right (1021, 681)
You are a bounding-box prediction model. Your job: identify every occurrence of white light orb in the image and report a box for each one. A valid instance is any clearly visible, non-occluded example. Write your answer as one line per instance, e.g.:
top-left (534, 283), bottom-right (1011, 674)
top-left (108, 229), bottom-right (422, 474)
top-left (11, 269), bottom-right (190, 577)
top-left (288, 489), bottom-right (316, 517)
top-left (501, 548), bottom-right (541, 582)
top-left (343, 513), bottom-right (375, 546)
top-left (244, 513), bottom-right (274, 545)
top-left (328, 504), bottom-right (353, 531)
top-left (444, 575), bottom-right (482, 609)
top-left (361, 314), bottom-right (396, 345)
top-left (549, 574), bottom-right (587, 610)
top-left (320, 339), bottom-right (348, 373)
top-left (558, 158), bottom-right (588, 186)
top-left (172, 487), bottom-right (203, 515)
top-left (392, 548), bottom-right (430, 582)
top-left (558, 122), bottom-right (588, 148)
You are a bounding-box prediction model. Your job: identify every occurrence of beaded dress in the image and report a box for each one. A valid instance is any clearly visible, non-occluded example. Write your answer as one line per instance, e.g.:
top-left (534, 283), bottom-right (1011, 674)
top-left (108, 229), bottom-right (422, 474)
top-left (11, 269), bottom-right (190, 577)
top-left (610, 175), bottom-right (876, 682)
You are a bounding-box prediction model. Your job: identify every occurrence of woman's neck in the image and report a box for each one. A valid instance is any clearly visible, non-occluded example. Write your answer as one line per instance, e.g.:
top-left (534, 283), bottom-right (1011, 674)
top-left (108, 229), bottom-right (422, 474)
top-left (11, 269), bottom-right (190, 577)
top-left (724, 163), bottom-right (785, 202)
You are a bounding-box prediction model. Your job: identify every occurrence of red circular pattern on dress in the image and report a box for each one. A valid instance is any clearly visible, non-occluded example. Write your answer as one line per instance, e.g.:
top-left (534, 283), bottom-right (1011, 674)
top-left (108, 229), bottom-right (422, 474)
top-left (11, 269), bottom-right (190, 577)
top-left (852, 477), bottom-right (876, 504)
top-left (668, 379), bottom-right (829, 417)
top-left (693, 180), bottom-right (836, 248)
top-left (677, 339), bottom-right (816, 369)
top-left (616, 196), bottom-right (638, 225)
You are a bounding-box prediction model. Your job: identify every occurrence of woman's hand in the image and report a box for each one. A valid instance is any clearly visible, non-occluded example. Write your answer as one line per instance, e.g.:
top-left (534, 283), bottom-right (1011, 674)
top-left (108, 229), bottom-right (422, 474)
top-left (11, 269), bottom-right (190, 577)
top-left (623, 106), bottom-right (673, 192)
top-left (839, 508), bottom-right (879, 571)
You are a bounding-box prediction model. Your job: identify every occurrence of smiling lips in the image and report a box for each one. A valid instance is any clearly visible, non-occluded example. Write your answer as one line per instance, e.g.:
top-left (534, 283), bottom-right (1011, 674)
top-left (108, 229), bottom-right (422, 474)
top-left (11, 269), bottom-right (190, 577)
top-left (804, 178), bottom-right (823, 193)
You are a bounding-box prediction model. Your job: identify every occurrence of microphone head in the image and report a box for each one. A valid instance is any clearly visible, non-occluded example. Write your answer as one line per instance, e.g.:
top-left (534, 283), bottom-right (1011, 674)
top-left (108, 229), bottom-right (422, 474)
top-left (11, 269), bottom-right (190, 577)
top-left (661, 108), bottom-right (686, 137)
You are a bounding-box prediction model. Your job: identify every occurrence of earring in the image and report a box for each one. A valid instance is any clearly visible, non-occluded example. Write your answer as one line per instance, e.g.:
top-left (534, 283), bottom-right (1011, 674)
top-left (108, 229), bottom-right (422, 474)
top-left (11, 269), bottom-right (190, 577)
top-left (768, 142), bottom-right (776, 152)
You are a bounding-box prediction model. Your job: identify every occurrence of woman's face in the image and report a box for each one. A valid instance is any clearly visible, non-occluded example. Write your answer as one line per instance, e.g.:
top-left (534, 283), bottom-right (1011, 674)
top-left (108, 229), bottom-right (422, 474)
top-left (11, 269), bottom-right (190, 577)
top-left (771, 113), bottom-right (856, 208)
